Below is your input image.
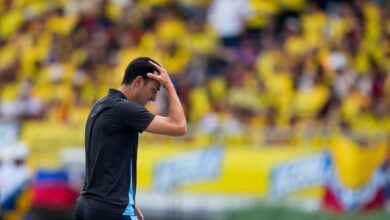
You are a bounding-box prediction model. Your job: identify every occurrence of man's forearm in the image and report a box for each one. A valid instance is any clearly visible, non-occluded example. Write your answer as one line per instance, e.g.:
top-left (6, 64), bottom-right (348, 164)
top-left (165, 83), bottom-right (187, 130)
top-left (146, 61), bottom-right (187, 135)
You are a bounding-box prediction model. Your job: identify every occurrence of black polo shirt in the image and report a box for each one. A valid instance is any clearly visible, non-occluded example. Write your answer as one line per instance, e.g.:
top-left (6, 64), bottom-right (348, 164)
top-left (78, 89), bottom-right (154, 216)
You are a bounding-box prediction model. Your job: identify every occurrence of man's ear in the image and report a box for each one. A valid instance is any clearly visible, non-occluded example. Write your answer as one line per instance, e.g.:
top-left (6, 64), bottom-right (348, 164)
top-left (133, 76), bottom-right (143, 87)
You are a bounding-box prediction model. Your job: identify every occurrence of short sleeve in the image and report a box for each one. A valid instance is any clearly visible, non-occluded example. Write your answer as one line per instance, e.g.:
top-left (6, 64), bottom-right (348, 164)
top-left (115, 101), bottom-right (155, 133)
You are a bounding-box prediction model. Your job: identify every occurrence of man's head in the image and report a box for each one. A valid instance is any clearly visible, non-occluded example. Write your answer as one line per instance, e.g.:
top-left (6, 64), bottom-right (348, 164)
top-left (120, 57), bottom-right (161, 106)
top-left (122, 57), bottom-right (160, 85)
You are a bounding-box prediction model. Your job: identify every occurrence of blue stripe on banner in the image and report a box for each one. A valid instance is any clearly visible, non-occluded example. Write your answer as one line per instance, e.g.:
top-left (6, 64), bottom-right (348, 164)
top-left (123, 159), bottom-right (136, 217)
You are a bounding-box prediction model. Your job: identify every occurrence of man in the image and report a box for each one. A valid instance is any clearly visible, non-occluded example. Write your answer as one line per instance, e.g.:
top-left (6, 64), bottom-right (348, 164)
top-left (75, 57), bottom-right (187, 220)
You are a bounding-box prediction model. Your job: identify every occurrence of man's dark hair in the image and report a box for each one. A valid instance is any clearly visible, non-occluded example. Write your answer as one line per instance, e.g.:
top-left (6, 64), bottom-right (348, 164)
top-left (121, 57), bottom-right (160, 85)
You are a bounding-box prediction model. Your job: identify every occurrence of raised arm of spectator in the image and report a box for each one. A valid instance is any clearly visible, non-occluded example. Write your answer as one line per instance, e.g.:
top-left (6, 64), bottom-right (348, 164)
top-left (145, 62), bottom-right (187, 136)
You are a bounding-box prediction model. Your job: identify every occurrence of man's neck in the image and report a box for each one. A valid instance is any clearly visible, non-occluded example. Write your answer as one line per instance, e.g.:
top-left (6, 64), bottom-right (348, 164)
top-left (118, 85), bottom-right (135, 102)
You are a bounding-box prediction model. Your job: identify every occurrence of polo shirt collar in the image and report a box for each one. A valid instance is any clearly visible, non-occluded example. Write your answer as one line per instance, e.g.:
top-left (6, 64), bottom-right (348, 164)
top-left (108, 89), bottom-right (127, 100)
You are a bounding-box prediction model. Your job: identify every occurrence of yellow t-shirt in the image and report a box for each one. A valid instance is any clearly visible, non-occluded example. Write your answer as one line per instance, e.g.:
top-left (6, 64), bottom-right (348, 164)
top-left (284, 35), bottom-right (307, 57)
top-left (279, 0), bottom-right (306, 12)
top-left (0, 41), bottom-right (17, 69)
top-left (188, 86), bottom-right (211, 123)
top-left (156, 17), bottom-right (185, 45)
top-left (46, 13), bottom-right (78, 37)
top-left (184, 25), bottom-right (218, 54)
top-left (293, 85), bottom-right (329, 117)
top-left (363, 2), bottom-right (380, 44)
top-left (301, 11), bottom-right (327, 48)
top-left (247, 0), bottom-right (280, 29)
top-left (105, 0), bottom-right (123, 21)
top-left (0, 7), bottom-right (24, 38)
top-left (266, 72), bottom-right (294, 125)
top-left (160, 44), bottom-right (190, 75)
top-left (340, 90), bottom-right (369, 123)
top-left (207, 77), bottom-right (226, 103)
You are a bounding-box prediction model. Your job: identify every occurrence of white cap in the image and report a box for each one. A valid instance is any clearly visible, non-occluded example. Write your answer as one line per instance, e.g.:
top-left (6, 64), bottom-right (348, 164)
top-left (329, 52), bottom-right (348, 71)
top-left (0, 142), bottom-right (29, 162)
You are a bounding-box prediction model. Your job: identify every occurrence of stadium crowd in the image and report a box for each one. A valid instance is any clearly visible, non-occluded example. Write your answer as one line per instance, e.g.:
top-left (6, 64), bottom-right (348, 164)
top-left (0, 0), bottom-right (390, 146)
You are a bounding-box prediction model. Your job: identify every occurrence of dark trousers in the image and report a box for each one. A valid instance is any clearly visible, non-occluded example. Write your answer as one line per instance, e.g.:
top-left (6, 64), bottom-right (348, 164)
top-left (75, 202), bottom-right (135, 220)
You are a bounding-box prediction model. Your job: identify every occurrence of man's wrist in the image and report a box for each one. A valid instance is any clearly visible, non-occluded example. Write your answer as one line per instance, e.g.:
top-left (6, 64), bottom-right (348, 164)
top-left (164, 82), bottom-right (175, 91)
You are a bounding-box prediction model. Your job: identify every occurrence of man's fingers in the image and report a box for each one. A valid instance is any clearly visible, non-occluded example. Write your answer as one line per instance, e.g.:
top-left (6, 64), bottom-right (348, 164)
top-left (148, 60), bottom-right (163, 71)
top-left (147, 72), bottom-right (160, 80)
top-left (147, 73), bottom-right (162, 83)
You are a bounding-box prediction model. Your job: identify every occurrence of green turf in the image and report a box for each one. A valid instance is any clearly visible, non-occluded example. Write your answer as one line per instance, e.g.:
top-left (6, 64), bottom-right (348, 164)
top-left (221, 202), bottom-right (390, 220)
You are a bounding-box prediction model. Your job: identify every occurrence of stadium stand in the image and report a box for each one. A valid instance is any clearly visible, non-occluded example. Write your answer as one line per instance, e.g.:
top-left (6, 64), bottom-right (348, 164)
top-left (0, 0), bottom-right (389, 219)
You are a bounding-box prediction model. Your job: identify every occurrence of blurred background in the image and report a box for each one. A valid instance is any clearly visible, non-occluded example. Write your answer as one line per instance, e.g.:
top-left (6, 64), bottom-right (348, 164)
top-left (0, 0), bottom-right (390, 219)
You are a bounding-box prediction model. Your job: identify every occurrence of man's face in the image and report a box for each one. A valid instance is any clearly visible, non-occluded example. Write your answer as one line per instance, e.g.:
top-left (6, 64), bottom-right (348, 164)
top-left (137, 79), bottom-right (160, 106)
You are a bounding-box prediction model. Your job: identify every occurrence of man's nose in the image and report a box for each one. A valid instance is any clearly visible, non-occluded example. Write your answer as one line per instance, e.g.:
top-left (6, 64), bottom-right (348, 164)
top-left (151, 94), bottom-right (156, 102)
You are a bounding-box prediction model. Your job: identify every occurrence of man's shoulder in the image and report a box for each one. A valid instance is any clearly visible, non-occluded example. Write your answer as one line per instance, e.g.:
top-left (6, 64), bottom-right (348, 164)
top-left (88, 95), bottom-right (126, 118)
top-left (115, 100), bottom-right (149, 115)
top-left (116, 97), bottom-right (148, 108)
top-left (95, 95), bottom-right (127, 108)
